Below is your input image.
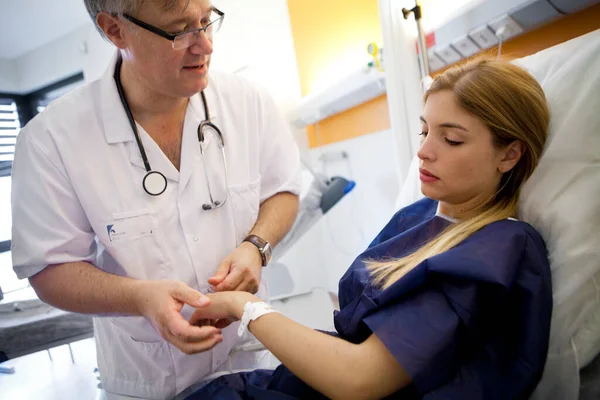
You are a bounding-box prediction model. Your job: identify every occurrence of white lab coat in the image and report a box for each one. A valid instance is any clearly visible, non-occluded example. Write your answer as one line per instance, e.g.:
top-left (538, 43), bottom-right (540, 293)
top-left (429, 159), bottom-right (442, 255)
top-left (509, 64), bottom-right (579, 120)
top-left (11, 53), bottom-right (301, 399)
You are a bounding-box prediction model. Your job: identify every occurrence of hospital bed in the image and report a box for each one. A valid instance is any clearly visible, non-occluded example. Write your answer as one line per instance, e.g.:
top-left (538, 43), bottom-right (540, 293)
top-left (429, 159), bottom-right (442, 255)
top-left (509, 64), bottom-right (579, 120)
top-left (188, 28), bottom-right (600, 400)
top-left (398, 28), bottom-right (600, 399)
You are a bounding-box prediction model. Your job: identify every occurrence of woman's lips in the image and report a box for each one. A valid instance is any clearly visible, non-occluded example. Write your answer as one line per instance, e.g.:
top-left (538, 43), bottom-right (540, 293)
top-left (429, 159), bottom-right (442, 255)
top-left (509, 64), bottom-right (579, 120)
top-left (419, 168), bottom-right (440, 183)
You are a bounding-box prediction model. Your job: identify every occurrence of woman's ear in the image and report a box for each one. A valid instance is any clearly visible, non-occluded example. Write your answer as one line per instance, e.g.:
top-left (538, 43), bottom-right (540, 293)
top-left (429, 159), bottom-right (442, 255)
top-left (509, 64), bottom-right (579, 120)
top-left (498, 140), bottom-right (525, 173)
top-left (97, 12), bottom-right (128, 49)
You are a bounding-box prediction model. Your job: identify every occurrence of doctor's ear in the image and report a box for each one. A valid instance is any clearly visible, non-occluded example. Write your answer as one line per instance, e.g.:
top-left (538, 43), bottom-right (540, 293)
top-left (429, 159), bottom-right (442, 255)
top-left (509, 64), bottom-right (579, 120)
top-left (498, 140), bottom-right (526, 173)
top-left (97, 12), bottom-right (128, 49)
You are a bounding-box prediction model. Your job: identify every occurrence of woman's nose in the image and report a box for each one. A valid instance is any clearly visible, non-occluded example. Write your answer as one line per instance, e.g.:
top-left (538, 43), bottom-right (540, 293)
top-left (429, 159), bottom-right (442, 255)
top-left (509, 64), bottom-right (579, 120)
top-left (417, 135), bottom-right (436, 162)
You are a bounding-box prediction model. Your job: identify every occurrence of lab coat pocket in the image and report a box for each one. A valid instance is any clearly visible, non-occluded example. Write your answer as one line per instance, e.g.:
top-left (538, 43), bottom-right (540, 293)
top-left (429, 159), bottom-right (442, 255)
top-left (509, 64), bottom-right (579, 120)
top-left (105, 209), bottom-right (169, 280)
top-left (96, 316), bottom-right (176, 399)
top-left (228, 176), bottom-right (261, 244)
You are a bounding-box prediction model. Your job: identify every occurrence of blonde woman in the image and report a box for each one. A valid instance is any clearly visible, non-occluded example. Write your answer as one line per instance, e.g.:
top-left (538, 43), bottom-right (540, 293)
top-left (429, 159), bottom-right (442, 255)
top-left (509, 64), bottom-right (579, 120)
top-left (185, 59), bottom-right (552, 400)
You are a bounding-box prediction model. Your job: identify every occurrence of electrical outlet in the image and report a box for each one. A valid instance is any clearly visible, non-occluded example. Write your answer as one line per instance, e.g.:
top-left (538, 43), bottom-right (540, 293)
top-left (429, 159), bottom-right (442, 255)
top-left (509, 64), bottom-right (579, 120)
top-left (427, 50), bottom-right (446, 72)
top-left (468, 26), bottom-right (499, 49)
top-left (489, 14), bottom-right (524, 40)
top-left (452, 35), bottom-right (481, 58)
top-left (319, 151), bottom-right (349, 163)
top-left (435, 45), bottom-right (462, 65)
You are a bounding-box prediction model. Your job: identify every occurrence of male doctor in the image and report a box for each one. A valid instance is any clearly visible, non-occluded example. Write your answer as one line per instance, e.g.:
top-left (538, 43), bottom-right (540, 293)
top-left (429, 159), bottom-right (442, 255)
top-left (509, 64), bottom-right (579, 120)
top-left (10, 0), bottom-right (300, 398)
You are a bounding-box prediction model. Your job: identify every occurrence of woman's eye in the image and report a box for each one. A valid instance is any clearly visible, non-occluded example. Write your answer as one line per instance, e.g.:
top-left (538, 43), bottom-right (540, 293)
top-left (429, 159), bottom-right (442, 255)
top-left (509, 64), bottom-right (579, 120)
top-left (445, 138), bottom-right (463, 146)
top-left (419, 131), bottom-right (428, 137)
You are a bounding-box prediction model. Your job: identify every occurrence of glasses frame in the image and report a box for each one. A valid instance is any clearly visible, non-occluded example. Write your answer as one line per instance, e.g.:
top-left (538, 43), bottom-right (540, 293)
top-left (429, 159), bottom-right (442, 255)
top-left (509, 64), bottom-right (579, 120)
top-left (121, 7), bottom-right (224, 49)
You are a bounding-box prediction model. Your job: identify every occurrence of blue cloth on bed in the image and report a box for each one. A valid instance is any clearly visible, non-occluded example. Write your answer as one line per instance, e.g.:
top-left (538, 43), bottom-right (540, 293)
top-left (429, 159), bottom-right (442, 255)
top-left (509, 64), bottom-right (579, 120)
top-left (185, 198), bottom-right (552, 400)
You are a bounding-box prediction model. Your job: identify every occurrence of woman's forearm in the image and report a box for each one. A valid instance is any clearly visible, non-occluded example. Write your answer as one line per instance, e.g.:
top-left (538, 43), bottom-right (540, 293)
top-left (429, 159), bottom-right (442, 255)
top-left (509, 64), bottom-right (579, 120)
top-left (247, 312), bottom-right (372, 400)
top-left (198, 292), bottom-right (409, 399)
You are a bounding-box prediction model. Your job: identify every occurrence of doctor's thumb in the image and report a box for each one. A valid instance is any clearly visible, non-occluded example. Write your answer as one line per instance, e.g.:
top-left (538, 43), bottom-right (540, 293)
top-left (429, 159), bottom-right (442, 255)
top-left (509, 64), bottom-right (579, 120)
top-left (208, 262), bottom-right (231, 285)
top-left (172, 283), bottom-right (211, 308)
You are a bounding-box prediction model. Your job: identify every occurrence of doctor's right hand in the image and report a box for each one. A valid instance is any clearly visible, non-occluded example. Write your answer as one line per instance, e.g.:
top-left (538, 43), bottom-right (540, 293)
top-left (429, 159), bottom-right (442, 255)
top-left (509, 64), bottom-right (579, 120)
top-left (133, 280), bottom-right (224, 355)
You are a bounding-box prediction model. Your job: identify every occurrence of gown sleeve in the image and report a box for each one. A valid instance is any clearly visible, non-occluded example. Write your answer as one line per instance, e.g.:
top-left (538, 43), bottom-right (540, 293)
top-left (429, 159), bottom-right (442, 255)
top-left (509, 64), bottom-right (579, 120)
top-left (362, 222), bottom-right (552, 399)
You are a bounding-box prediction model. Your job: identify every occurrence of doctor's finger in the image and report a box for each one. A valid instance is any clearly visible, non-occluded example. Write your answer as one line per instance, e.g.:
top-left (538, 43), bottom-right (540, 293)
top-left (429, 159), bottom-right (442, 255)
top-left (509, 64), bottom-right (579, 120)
top-left (169, 321), bottom-right (221, 343)
top-left (167, 312), bottom-right (219, 340)
top-left (170, 282), bottom-right (211, 308)
top-left (233, 274), bottom-right (259, 293)
top-left (215, 268), bottom-right (244, 291)
top-left (175, 333), bottom-right (224, 355)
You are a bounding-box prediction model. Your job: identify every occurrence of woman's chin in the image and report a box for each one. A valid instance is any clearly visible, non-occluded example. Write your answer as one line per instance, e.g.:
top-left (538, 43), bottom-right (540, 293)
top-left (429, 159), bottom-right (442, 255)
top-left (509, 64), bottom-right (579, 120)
top-left (420, 185), bottom-right (440, 200)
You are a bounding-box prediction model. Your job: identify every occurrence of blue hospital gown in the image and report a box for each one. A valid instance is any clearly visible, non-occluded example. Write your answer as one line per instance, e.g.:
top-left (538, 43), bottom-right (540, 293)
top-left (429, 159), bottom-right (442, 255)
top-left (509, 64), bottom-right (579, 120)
top-left (186, 198), bottom-right (552, 400)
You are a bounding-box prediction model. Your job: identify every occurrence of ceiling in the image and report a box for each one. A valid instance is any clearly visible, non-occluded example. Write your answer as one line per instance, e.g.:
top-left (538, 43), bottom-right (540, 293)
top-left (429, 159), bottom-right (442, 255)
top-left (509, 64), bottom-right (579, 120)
top-left (0, 0), bottom-right (91, 60)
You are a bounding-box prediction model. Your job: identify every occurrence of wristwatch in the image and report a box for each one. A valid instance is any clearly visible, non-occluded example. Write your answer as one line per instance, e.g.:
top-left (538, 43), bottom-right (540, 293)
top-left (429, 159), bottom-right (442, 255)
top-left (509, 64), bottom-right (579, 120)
top-left (243, 234), bottom-right (272, 267)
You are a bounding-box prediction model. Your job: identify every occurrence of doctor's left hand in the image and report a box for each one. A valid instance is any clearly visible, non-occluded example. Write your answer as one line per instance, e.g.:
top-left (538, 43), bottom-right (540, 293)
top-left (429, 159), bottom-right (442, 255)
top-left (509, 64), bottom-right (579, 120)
top-left (208, 242), bottom-right (262, 294)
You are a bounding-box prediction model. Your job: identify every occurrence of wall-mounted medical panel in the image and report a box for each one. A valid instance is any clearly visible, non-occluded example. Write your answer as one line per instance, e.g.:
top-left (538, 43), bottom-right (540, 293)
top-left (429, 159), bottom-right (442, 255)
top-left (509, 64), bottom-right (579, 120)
top-left (551, 0), bottom-right (600, 13)
top-left (424, 0), bottom-right (575, 72)
top-left (509, 0), bottom-right (564, 30)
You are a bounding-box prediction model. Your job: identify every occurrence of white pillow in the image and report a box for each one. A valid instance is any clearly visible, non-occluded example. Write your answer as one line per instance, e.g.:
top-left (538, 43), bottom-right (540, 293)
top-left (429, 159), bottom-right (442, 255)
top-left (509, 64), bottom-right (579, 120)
top-left (514, 29), bottom-right (600, 399)
top-left (396, 29), bottom-right (600, 399)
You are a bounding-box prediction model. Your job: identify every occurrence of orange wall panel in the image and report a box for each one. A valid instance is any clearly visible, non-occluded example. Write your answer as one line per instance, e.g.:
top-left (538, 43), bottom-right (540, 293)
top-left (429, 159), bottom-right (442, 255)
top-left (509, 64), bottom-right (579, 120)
top-left (306, 94), bottom-right (389, 148)
top-left (287, 0), bottom-right (388, 149)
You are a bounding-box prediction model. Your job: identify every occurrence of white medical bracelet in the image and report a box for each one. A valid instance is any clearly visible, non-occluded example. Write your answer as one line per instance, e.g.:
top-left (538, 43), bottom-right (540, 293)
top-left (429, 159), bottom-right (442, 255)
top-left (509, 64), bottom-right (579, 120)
top-left (237, 301), bottom-right (279, 337)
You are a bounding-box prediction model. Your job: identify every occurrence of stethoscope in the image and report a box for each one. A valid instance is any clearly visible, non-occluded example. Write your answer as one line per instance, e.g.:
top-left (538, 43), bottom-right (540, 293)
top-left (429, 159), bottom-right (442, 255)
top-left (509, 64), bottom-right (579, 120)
top-left (114, 56), bottom-right (229, 210)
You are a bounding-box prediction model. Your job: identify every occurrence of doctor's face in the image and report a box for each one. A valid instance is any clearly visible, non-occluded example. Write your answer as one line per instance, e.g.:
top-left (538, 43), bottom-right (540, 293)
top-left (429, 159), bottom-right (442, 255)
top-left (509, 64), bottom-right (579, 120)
top-left (121, 0), bottom-right (215, 97)
top-left (417, 90), bottom-right (506, 213)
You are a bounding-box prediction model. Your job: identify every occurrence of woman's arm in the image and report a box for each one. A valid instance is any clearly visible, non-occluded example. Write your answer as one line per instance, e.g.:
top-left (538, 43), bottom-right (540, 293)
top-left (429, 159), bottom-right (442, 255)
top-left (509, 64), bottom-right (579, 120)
top-left (190, 292), bottom-right (411, 400)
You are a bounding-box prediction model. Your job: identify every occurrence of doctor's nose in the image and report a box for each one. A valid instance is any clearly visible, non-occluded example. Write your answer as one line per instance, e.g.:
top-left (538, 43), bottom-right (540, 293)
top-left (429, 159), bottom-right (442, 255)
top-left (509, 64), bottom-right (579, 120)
top-left (417, 134), bottom-right (436, 162)
top-left (188, 30), bottom-right (213, 55)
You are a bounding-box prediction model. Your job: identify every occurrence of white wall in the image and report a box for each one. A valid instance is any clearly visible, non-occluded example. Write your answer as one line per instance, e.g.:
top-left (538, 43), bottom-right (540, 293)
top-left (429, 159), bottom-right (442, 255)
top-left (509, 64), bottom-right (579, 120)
top-left (211, 0), bottom-right (303, 113)
top-left (211, 0), bottom-right (308, 152)
top-left (0, 24), bottom-right (91, 95)
top-left (0, 59), bottom-right (18, 93)
top-left (82, 25), bottom-right (115, 83)
top-left (15, 24), bottom-right (91, 94)
top-left (306, 129), bottom-right (400, 294)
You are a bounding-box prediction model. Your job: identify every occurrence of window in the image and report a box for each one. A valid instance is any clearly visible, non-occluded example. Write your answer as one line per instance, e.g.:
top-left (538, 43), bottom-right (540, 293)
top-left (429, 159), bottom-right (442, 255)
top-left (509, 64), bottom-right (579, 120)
top-left (1, 74), bottom-right (84, 297)
top-left (35, 78), bottom-right (84, 114)
top-left (0, 98), bottom-right (20, 171)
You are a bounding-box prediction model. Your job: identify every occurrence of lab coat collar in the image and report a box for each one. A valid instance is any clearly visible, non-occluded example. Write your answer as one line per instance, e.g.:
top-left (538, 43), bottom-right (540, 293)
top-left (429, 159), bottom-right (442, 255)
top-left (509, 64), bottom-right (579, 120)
top-left (101, 52), bottom-right (134, 145)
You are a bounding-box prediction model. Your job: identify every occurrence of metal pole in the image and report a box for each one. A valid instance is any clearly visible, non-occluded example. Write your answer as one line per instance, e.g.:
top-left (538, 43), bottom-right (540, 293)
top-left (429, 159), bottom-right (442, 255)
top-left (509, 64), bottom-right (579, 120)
top-left (402, 4), bottom-right (431, 80)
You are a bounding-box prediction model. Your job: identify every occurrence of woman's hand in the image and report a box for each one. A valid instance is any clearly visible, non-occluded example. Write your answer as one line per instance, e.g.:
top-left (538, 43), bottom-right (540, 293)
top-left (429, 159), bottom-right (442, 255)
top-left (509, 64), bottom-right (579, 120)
top-left (188, 291), bottom-right (259, 328)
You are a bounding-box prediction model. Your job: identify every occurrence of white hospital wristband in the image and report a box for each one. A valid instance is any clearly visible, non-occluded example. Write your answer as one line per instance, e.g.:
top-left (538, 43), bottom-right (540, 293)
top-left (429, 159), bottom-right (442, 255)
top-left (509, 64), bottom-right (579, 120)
top-left (237, 301), bottom-right (279, 337)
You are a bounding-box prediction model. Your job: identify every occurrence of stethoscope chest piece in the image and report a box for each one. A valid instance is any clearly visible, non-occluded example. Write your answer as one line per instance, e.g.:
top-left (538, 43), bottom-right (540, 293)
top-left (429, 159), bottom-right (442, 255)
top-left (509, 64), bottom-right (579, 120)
top-left (143, 171), bottom-right (168, 196)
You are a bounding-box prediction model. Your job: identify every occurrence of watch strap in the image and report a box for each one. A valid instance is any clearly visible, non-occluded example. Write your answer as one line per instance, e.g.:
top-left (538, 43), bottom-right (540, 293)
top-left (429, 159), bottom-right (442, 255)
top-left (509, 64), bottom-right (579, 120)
top-left (243, 234), bottom-right (272, 266)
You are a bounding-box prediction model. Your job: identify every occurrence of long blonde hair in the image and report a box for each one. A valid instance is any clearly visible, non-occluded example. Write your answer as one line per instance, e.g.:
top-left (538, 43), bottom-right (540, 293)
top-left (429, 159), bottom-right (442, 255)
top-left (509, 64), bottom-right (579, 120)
top-left (369, 58), bottom-right (550, 289)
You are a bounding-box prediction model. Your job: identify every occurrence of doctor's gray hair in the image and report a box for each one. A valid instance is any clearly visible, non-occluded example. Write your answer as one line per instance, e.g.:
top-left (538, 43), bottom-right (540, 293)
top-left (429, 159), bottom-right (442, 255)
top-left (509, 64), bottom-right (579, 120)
top-left (84, 0), bottom-right (189, 39)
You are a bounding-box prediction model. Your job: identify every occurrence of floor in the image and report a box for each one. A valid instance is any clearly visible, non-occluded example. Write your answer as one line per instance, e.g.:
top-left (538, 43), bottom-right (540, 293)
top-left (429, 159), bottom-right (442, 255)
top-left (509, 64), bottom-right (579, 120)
top-left (0, 338), bottom-right (102, 400)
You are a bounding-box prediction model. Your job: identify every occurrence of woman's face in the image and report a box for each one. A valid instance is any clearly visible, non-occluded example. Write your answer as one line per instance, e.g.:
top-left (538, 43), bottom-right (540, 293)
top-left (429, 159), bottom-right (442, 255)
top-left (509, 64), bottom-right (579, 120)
top-left (417, 90), bottom-right (511, 218)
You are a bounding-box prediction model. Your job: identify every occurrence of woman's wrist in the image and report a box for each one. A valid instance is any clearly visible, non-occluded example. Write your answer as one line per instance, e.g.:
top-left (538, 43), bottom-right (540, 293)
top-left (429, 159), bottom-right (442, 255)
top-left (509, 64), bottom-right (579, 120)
top-left (230, 292), bottom-right (260, 320)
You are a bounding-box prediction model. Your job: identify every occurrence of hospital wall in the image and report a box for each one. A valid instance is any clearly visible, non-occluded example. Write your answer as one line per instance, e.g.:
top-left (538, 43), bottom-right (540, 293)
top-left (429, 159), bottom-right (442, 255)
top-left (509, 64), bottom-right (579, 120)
top-left (0, 25), bottom-right (89, 94)
top-left (0, 59), bottom-right (18, 93)
top-left (283, 0), bottom-right (400, 293)
top-left (310, 130), bottom-right (399, 293)
top-left (286, 0), bottom-right (388, 149)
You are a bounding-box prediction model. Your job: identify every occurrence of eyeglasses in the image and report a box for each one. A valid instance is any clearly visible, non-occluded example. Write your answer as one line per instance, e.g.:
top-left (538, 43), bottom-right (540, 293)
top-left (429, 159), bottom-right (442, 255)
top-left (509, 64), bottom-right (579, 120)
top-left (121, 7), bottom-right (224, 50)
